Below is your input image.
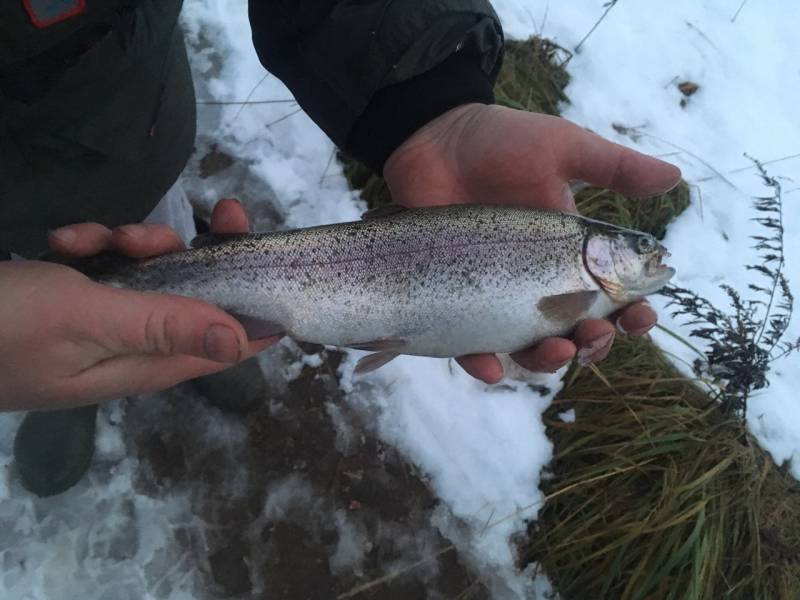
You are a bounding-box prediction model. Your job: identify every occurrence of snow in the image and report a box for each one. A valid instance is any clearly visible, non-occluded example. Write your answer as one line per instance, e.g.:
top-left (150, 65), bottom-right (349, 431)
top-left (1, 1), bottom-right (798, 598)
top-left (340, 354), bottom-right (559, 598)
top-left (513, 0), bottom-right (800, 478)
top-left (557, 409), bottom-right (576, 424)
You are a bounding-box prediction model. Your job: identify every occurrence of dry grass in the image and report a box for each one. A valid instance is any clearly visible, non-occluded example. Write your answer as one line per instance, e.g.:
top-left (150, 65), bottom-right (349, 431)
top-left (520, 336), bottom-right (800, 600)
top-left (575, 182), bottom-right (691, 240)
top-left (494, 36), bottom-right (571, 116)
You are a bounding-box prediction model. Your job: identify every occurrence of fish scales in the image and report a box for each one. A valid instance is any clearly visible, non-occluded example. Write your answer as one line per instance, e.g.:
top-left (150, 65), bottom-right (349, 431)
top-left (99, 204), bottom-right (674, 362)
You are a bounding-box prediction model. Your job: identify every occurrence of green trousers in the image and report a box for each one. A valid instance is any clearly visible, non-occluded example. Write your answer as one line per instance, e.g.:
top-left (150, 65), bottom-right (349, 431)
top-left (2, 2), bottom-right (196, 497)
top-left (0, 8), bottom-right (195, 257)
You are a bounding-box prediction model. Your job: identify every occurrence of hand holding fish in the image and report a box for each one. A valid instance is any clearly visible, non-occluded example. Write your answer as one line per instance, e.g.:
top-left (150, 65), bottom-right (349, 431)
top-left (0, 201), bottom-right (278, 411)
top-left (0, 108), bottom-right (680, 411)
top-left (383, 104), bottom-right (682, 382)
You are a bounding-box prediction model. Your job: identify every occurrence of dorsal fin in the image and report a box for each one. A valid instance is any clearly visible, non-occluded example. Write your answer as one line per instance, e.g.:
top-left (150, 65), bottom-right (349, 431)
top-left (190, 233), bottom-right (249, 249)
top-left (361, 203), bottom-right (408, 221)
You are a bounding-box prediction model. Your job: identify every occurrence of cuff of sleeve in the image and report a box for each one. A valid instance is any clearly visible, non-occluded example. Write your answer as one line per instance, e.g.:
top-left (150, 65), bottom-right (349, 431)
top-left (346, 51), bottom-right (495, 175)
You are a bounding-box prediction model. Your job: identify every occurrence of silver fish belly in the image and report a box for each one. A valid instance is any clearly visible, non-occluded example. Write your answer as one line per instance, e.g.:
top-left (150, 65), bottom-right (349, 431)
top-left (99, 205), bottom-right (669, 363)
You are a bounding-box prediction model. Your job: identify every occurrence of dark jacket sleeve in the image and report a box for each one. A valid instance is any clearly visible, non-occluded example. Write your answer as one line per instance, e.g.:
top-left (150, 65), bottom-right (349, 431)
top-left (248, 0), bottom-right (504, 173)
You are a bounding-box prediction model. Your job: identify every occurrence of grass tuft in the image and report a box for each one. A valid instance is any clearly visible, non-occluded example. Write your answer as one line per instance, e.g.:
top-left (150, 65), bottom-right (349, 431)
top-left (494, 36), bottom-right (571, 116)
top-left (520, 336), bottom-right (800, 599)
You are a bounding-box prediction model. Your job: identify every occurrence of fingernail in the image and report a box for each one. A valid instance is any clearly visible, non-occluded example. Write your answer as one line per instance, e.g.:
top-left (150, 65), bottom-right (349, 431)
top-left (487, 365), bottom-right (505, 384)
top-left (204, 324), bottom-right (241, 363)
top-left (577, 332), bottom-right (614, 366)
top-left (615, 317), bottom-right (628, 335)
top-left (617, 317), bottom-right (655, 337)
top-left (118, 224), bottom-right (146, 239)
top-left (628, 324), bottom-right (655, 337)
top-left (50, 227), bottom-right (77, 246)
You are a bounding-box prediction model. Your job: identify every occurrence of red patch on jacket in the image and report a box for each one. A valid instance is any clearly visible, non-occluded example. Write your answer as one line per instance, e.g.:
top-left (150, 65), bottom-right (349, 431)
top-left (23, 0), bottom-right (86, 28)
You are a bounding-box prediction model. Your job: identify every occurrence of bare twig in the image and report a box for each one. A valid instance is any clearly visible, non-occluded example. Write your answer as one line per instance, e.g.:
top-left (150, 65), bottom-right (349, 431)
top-left (265, 108), bottom-right (303, 128)
top-left (541, 3), bottom-right (550, 35)
top-left (574, 0), bottom-right (620, 54)
top-left (232, 72), bottom-right (269, 122)
top-left (660, 160), bottom-right (798, 417)
top-left (613, 123), bottom-right (737, 189)
top-left (196, 99), bottom-right (295, 105)
top-left (685, 20), bottom-right (719, 51)
top-left (694, 152), bottom-right (800, 183)
top-left (319, 147), bottom-right (337, 185)
top-left (731, 0), bottom-right (750, 23)
top-left (336, 547), bottom-right (456, 598)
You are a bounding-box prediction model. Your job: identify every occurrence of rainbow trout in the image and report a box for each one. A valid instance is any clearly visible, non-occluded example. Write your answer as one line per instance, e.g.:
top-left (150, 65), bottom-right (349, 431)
top-left (95, 204), bottom-right (675, 372)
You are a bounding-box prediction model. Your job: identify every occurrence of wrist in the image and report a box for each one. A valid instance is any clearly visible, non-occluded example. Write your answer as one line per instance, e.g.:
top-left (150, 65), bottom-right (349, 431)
top-left (383, 103), bottom-right (492, 207)
top-left (347, 51), bottom-right (496, 174)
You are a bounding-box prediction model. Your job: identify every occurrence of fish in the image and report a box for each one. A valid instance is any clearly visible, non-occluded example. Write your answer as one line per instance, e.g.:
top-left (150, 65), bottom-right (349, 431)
top-left (91, 204), bottom-right (675, 373)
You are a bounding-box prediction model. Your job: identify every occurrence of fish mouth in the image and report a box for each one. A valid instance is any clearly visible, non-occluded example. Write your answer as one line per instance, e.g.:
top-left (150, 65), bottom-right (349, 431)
top-left (646, 246), bottom-right (675, 281)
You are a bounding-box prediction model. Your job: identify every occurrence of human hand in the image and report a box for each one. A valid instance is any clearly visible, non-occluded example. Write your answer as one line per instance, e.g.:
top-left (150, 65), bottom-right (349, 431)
top-left (0, 200), bottom-right (278, 411)
top-left (383, 104), bottom-right (682, 383)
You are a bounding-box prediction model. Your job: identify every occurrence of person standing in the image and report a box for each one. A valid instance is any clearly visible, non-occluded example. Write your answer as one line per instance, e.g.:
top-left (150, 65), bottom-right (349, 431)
top-left (0, 0), bottom-right (680, 496)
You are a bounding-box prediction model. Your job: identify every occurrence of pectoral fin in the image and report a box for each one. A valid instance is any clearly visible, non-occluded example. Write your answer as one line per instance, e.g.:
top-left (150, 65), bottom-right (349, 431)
top-left (354, 352), bottom-right (400, 374)
top-left (538, 291), bottom-right (599, 323)
top-left (226, 311), bottom-right (286, 341)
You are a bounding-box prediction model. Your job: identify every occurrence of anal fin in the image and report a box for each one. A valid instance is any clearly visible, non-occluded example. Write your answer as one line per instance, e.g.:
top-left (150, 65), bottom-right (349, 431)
top-left (355, 351), bottom-right (400, 374)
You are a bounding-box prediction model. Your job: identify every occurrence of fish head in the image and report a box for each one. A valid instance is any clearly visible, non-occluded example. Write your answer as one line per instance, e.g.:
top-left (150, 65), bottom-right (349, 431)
top-left (584, 229), bottom-right (675, 302)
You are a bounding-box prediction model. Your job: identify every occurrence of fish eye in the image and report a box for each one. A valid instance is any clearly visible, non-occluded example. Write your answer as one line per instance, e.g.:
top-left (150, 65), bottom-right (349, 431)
top-left (636, 235), bottom-right (656, 254)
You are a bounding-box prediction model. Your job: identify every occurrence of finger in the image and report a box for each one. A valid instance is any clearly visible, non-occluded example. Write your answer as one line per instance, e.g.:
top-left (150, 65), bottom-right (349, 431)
top-left (511, 337), bottom-right (576, 373)
top-left (88, 285), bottom-right (251, 363)
top-left (63, 337), bottom-right (282, 403)
top-left (48, 223), bottom-right (113, 257)
top-left (456, 354), bottom-right (505, 384)
top-left (573, 320), bottom-right (616, 366)
top-left (111, 224), bottom-right (185, 258)
top-left (60, 337), bottom-right (281, 405)
top-left (616, 301), bottom-right (657, 336)
top-left (563, 123), bottom-right (682, 197)
top-left (211, 198), bottom-right (250, 234)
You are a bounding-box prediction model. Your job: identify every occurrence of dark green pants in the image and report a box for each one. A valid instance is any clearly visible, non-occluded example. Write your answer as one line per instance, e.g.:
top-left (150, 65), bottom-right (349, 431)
top-left (3, 1), bottom-right (196, 497)
top-left (0, 4), bottom-right (195, 257)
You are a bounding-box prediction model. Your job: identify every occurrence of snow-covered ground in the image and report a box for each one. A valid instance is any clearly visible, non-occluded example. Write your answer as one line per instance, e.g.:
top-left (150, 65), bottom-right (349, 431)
top-left (1, 1), bottom-right (797, 598)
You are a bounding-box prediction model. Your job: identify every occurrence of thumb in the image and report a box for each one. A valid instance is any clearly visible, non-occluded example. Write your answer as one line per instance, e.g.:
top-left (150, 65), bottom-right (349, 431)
top-left (94, 285), bottom-right (248, 363)
top-left (562, 122), bottom-right (682, 197)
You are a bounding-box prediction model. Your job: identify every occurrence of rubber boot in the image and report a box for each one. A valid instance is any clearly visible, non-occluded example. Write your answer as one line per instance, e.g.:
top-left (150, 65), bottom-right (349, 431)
top-left (13, 405), bottom-right (99, 497)
top-left (189, 357), bottom-right (268, 414)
